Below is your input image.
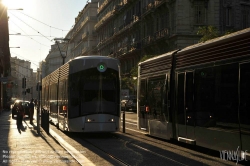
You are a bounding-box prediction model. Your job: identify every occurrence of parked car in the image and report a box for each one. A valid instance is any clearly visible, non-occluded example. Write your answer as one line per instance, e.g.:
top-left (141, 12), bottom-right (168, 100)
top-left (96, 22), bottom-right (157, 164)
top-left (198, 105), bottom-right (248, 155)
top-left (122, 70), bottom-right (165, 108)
top-left (126, 98), bottom-right (137, 112)
top-left (121, 95), bottom-right (136, 111)
top-left (12, 100), bottom-right (30, 119)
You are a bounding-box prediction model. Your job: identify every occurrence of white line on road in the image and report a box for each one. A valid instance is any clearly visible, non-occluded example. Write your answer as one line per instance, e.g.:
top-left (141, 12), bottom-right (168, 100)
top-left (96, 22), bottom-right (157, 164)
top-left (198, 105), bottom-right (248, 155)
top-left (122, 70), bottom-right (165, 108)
top-left (120, 127), bottom-right (148, 134)
top-left (50, 129), bottom-right (95, 166)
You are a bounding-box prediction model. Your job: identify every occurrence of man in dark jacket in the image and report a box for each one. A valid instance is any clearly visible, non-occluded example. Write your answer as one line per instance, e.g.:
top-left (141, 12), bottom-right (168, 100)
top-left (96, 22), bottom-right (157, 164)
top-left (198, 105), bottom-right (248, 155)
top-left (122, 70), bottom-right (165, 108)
top-left (29, 99), bottom-right (35, 125)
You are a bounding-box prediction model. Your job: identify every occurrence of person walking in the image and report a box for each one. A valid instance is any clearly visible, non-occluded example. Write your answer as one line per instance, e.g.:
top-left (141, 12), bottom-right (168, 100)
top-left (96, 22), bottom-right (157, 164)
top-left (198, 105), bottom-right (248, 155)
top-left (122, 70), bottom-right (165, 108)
top-left (16, 102), bottom-right (24, 134)
top-left (29, 99), bottom-right (35, 125)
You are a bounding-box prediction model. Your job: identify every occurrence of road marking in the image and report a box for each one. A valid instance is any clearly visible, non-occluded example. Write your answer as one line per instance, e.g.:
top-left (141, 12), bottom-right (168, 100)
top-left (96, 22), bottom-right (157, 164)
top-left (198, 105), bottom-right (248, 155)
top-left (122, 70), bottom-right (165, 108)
top-left (121, 118), bottom-right (137, 123)
top-left (50, 129), bottom-right (95, 166)
top-left (120, 127), bottom-right (148, 134)
top-left (121, 121), bottom-right (137, 126)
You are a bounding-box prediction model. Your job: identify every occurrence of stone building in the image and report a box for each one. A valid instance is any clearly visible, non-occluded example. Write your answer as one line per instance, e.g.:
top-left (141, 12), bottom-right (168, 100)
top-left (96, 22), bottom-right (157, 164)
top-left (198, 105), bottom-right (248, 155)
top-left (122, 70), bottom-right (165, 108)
top-left (0, 1), bottom-right (11, 109)
top-left (95, 0), bottom-right (250, 75)
top-left (10, 57), bottom-right (37, 100)
top-left (66, 0), bottom-right (99, 61)
top-left (44, 43), bottom-right (65, 76)
top-left (43, 0), bottom-right (99, 78)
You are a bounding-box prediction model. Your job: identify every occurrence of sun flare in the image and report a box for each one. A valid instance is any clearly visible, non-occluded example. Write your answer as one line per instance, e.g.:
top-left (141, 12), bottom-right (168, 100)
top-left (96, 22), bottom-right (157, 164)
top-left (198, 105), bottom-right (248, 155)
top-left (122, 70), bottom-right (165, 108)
top-left (1, 0), bottom-right (24, 9)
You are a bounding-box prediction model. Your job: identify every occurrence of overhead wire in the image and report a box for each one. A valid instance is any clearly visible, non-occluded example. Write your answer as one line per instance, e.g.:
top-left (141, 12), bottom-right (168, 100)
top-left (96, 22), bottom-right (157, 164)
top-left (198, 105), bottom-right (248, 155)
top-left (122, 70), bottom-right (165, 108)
top-left (9, 12), bottom-right (52, 42)
top-left (17, 11), bottom-right (68, 31)
top-left (9, 18), bottom-right (50, 47)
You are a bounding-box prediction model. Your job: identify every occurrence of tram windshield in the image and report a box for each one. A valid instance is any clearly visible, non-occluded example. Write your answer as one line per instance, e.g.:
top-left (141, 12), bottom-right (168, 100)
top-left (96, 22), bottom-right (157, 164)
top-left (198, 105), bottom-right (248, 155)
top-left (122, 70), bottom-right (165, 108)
top-left (69, 68), bottom-right (120, 117)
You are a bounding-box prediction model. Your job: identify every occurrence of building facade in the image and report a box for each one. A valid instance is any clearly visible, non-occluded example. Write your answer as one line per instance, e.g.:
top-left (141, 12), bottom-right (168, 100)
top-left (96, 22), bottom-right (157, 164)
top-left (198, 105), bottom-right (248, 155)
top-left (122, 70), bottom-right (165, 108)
top-left (43, 0), bottom-right (99, 78)
top-left (0, 1), bottom-right (11, 109)
top-left (95, 0), bottom-right (250, 75)
top-left (44, 43), bottom-right (65, 76)
top-left (10, 57), bottom-right (38, 100)
top-left (66, 0), bottom-right (99, 61)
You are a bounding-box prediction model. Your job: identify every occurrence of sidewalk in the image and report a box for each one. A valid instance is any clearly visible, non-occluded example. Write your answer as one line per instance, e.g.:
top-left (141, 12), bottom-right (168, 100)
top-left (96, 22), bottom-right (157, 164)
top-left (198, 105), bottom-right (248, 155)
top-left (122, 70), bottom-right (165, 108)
top-left (0, 110), bottom-right (80, 166)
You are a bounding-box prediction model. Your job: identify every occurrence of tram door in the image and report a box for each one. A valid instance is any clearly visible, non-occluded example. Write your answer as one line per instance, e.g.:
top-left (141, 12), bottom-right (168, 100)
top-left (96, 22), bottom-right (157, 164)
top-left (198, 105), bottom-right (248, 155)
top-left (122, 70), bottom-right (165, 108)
top-left (139, 79), bottom-right (148, 131)
top-left (177, 71), bottom-right (195, 140)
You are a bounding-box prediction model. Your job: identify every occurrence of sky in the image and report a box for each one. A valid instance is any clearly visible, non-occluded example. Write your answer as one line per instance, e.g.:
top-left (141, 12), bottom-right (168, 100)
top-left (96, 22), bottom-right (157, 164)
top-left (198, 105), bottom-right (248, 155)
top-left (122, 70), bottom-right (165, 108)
top-left (2, 0), bottom-right (88, 71)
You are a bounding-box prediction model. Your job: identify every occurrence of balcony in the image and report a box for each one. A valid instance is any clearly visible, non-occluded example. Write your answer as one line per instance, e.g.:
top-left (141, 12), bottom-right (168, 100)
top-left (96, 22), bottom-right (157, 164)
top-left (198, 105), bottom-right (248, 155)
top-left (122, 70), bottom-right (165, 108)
top-left (74, 39), bottom-right (83, 49)
top-left (82, 32), bottom-right (89, 40)
top-left (82, 46), bottom-right (96, 55)
top-left (97, 0), bottom-right (112, 14)
top-left (142, 35), bottom-right (155, 46)
top-left (95, 11), bottom-right (114, 30)
top-left (113, 15), bottom-right (140, 36)
top-left (142, 2), bottom-right (155, 17)
top-left (155, 28), bottom-right (169, 40)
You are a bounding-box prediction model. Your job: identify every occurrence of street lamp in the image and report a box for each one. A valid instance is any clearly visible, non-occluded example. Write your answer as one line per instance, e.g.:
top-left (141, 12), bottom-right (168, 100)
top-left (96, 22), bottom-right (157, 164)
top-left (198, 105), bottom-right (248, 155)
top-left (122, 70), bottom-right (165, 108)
top-left (7, 8), bottom-right (23, 10)
top-left (53, 38), bottom-right (70, 65)
top-left (9, 33), bottom-right (21, 35)
top-left (133, 77), bottom-right (137, 95)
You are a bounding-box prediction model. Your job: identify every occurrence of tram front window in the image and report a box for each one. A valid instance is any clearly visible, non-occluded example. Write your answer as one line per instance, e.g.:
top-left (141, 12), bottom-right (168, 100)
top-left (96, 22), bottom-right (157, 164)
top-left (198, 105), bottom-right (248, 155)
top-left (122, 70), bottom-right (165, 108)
top-left (80, 68), bottom-right (119, 115)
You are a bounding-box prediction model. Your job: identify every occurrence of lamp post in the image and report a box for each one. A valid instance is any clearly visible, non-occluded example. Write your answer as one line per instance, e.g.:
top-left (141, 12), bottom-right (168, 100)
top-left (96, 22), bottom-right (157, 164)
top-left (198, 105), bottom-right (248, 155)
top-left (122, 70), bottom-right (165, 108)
top-left (9, 33), bottom-right (21, 35)
top-left (133, 76), bottom-right (137, 95)
top-left (7, 8), bottom-right (23, 10)
top-left (53, 38), bottom-right (70, 65)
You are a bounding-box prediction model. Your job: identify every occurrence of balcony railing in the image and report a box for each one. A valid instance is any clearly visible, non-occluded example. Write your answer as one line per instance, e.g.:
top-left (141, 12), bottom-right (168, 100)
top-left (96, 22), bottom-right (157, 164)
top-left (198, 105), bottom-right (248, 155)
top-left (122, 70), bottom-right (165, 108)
top-left (155, 28), bottom-right (169, 40)
top-left (142, 35), bottom-right (155, 46)
top-left (97, 0), bottom-right (112, 14)
top-left (82, 32), bottom-right (89, 40)
top-left (95, 10), bottom-right (114, 30)
top-left (142, 2), bottom-right (155, 16)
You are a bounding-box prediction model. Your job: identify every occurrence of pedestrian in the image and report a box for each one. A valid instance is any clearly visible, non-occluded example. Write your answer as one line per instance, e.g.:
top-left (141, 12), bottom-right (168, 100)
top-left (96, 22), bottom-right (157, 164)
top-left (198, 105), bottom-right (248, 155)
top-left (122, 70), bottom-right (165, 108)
top-left (29, 99), bottom-right (35, 125)
top-left (16, 102), bottom-right (24, 134)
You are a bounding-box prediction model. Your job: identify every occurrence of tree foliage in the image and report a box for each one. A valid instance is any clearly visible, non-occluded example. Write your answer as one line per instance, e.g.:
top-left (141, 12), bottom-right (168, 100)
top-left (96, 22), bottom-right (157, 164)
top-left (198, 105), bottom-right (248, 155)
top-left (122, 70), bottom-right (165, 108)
top-left (121, 54), bottom-right (155, 93)
top-left (197, 26), bottom-right (219, 42)
top-left (197, 26), bottom-right (236, 42)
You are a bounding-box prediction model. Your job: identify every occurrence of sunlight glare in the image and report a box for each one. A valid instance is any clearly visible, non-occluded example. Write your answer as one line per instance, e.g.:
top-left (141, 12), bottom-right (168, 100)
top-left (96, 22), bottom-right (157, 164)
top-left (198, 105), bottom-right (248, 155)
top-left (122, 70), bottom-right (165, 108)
top-left (2, 0), bottom-right (25, 9)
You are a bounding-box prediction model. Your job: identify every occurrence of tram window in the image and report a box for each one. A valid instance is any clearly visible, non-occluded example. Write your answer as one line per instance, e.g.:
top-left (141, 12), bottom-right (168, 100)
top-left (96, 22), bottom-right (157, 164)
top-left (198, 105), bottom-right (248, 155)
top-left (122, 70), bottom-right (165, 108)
top-left (139, 80), bottom-right (146, 106)
top-left (177, 73), bottom-right (185, 124)
top-left (240, 63), bottom-right (250, 126)
top-left (147, 76), bottom-right (166, 121)
top-left (186, 72), bottom-right (194, 126)
top-left (194, 64), bottom-right (238, 127)
top-left (69, 72), bottom-right (81, 118)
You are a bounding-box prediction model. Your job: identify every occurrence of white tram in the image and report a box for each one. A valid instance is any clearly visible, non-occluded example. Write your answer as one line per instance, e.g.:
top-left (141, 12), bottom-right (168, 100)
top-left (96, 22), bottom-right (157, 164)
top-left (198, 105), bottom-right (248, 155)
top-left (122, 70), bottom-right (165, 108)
top-left (42, 56), bottom-right (121, 132)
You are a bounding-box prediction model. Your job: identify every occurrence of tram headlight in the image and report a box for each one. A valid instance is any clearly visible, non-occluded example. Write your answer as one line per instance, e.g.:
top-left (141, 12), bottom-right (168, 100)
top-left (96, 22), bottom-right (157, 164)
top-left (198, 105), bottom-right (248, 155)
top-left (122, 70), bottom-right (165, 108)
top-left (87, 119), bottom-right (95, 122)
top-left (109, 118), bottom-right (114, 122)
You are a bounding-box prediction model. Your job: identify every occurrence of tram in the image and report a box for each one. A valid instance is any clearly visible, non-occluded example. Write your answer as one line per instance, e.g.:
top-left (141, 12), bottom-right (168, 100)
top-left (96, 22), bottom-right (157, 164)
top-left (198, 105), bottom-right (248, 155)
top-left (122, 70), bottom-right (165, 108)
top-left (137, 28), bottom-right (250, 159)
top-left (42, 56), bottom-right (121, 132)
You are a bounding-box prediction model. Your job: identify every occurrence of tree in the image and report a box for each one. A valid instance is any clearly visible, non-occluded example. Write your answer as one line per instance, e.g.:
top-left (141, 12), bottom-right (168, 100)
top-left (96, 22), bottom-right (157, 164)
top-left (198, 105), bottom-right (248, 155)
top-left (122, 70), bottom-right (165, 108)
top-left (197, 26), bottom-right (236, 43)
top-left (197, 26), bottom-right (219, 42)
top-left (121, 55), bottom-right (155, 94)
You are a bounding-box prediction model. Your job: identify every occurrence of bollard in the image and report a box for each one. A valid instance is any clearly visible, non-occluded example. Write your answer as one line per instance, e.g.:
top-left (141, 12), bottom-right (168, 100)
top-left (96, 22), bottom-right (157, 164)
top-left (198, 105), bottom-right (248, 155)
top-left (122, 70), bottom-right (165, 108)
top-left (41, 109), bottom-right (49, 134)
top-left (45, 110), bottom-right (49, 134)
top-left (123, 104), bottom-right (126, 133)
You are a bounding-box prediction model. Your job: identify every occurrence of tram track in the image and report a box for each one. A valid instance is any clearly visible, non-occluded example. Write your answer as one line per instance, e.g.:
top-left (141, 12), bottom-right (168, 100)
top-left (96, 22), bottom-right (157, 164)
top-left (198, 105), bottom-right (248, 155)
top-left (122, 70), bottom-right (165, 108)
top-left (80, 132), bottom-right (199, 166)
top-left (48, 122), bottom-right (239, 166)
top-left (81, 137), bottom-right (131, 166)
top-left (118, 120), bottom-right (239, 166)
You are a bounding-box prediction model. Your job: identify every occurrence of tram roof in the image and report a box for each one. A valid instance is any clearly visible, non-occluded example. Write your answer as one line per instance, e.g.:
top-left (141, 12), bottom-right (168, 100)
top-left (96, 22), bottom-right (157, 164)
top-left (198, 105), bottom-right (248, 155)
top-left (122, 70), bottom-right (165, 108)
top-left (138, 50), bottom-right (178, 66)
top-left (177, 27), bottom-right (250, 55)
top-left (73, 55), bottom-right (118, 61)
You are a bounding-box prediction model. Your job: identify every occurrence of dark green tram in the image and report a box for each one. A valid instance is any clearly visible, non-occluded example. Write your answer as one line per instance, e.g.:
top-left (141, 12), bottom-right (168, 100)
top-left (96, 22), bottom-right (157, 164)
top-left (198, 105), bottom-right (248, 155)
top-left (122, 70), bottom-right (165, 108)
top-left (138, 28), bottom-right (250, 159)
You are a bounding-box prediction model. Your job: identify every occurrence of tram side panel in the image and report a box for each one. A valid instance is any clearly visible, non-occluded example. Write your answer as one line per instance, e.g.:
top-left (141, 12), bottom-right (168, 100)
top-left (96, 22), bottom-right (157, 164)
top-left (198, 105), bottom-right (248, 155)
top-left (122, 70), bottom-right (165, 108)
top-left (138, 52), bottom-right (176, 139)
top-left (174, 28), bottom-right (250, 157)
